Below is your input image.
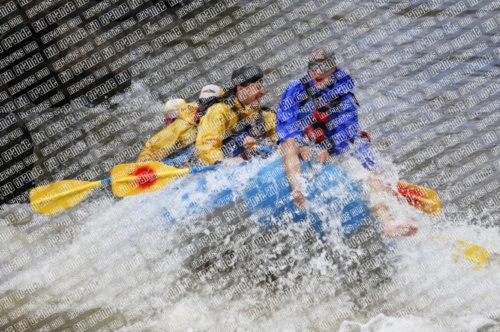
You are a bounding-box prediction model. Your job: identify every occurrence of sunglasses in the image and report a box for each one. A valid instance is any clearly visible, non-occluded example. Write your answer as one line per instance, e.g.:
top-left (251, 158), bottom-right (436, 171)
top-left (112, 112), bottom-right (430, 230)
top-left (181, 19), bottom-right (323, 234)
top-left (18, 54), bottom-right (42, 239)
top-left (308, 58), bottom-right (336, 73)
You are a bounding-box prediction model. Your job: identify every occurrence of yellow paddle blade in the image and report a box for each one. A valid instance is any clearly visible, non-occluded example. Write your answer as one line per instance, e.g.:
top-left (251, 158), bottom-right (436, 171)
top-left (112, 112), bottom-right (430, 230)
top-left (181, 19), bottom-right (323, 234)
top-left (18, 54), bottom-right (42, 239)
top-left (111, 162), bottom-right (190, 197)
top-left (456, 240), bottom-right (489, 266)
top-left (433, 236), bottom-right (489, 267)
top-left (30, 180), bottom-right (102, 215)
top-left (397, 181), bottom-right (442, 216)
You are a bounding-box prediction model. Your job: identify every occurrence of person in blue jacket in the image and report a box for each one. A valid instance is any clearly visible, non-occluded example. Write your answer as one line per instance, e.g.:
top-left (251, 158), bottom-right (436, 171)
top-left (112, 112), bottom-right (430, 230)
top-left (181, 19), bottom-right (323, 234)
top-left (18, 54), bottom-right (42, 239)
top-left (277, 48), bottom-right (373, 199)
top-left (276, 48), bottom-right (417, 237)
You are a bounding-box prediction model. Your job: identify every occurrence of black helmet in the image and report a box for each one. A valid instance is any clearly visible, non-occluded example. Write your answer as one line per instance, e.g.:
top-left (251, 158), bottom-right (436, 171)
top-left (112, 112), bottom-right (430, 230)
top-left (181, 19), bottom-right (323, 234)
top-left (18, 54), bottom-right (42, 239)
top-left (230, 64), bottom-right (264, 85)
top-left (308, 47), bottom-right (336, 63)
top-left (225, 64), bottom-right (264, 96)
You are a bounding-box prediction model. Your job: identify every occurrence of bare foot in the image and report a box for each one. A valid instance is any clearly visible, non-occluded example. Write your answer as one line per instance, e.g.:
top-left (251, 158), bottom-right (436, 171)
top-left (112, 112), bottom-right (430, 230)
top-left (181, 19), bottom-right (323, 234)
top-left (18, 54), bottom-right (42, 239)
top-left (291, 189), bottom-right (306, 209)
top-left (384, 222), bottom-right (418, 238)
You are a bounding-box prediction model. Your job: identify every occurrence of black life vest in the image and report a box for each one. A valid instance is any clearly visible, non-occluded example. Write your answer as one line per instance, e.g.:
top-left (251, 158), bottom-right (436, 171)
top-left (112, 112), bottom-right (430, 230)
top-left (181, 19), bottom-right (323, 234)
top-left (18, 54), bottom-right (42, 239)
top-left (222, 105), bottom-right (268, 146)
top-left (195, 97), bottom-right (221, 124)
top-left (219, 100), bottom-right (270, 160)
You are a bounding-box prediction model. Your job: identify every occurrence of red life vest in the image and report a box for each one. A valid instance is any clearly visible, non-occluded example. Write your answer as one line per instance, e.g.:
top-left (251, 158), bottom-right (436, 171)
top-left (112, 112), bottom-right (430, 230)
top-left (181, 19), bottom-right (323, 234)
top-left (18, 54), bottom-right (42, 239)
top-left (304, 105), bottom-right (330, 143)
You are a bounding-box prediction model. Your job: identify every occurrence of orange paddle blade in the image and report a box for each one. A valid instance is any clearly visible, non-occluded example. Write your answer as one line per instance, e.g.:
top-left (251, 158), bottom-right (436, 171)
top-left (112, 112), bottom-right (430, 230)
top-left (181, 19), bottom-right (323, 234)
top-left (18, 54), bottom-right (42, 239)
top-left (30, 179), bottom-right (102, 215)
top-left (111, 162), bottom-right (190, 197)
top-left (397, 181), bottom-right (442, 216)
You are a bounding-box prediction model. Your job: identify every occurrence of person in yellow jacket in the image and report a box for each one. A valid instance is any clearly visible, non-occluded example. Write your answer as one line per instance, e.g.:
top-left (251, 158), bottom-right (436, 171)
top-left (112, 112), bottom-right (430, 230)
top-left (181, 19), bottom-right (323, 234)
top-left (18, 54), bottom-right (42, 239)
top-left (137, 85), bottom-right (223, 164)
top-left (195, 65), bottom-right (278, 166)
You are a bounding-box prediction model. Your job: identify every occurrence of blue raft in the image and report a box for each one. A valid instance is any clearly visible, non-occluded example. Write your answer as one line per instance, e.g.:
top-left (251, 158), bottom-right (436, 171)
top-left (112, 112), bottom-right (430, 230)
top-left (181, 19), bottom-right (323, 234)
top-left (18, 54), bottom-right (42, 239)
top-left (170, 157), bottom-right (384, 243)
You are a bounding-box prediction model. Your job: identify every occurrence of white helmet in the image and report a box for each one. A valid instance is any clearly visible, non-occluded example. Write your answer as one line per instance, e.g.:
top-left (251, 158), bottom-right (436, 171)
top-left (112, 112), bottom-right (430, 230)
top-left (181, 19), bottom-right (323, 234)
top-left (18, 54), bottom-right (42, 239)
top-left (164, 99), bottom-right (186, 118)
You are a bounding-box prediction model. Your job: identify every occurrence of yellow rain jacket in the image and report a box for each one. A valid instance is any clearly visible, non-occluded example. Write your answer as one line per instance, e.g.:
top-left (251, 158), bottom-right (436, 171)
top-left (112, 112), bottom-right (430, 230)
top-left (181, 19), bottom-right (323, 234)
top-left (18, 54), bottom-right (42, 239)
top-left (137, 102), bottom-right (199, 163)
top-left (196, 97), bottom-right (277, 165)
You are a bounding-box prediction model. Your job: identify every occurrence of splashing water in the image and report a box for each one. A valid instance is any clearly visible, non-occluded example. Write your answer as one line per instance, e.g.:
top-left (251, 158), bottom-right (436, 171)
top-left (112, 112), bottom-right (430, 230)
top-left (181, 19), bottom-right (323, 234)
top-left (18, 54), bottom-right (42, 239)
top-left (1, 149), bottom-right (500, 332)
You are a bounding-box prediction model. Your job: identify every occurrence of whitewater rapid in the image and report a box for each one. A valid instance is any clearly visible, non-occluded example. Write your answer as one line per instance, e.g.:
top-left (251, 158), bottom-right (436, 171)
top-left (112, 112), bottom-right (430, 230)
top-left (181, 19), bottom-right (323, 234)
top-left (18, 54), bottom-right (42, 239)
top-left (1, 154), bottom-right (499, 331)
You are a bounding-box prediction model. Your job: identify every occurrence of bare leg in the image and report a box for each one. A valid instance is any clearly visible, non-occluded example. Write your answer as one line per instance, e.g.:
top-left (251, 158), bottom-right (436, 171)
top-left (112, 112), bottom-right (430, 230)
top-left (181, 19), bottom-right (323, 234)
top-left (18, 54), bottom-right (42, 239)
top-left (281, 138), bottom-right (306, 208)
top-left (368, 173), bottom-right (418, 238)
top-left (383, 223), bottom-right (418, 238)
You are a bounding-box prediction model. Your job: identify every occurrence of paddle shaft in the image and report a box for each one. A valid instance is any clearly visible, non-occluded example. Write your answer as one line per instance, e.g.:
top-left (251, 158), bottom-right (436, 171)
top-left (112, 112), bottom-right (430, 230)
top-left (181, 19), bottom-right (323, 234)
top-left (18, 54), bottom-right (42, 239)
top-left (102, 165), bottom-right (218, 185)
